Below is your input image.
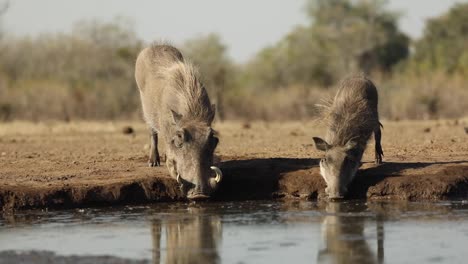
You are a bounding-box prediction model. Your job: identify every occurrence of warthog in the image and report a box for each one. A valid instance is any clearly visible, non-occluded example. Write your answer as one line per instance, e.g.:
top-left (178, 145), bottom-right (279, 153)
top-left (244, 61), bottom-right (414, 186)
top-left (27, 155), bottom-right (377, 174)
top-left (135, 44), bottom-right (222, 200)
top-left (317, 202), bottom-right (384, 264)
top-left (313, 76), bottom-right (383, 199)
top-left (151, 209), bottom-right (222, 264)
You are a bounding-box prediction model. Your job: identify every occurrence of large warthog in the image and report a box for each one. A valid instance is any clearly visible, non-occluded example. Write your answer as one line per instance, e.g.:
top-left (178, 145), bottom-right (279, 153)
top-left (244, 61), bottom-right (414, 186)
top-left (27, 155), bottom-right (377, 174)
top-left (313, 76), bottom-right (383, 199)
top-left (151, 209), bottom-right (222, 264)
top-left (317, 202), bottom-right (384, 264)
top-left (135, 44), bottom-right (222, 200)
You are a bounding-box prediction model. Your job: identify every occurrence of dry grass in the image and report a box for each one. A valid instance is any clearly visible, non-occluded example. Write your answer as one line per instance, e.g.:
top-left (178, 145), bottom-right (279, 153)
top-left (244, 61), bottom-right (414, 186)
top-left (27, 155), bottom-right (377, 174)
top-left (378, 72), bottom-right (468, 120)
top-left (1, 72), bottom-right (467, 122)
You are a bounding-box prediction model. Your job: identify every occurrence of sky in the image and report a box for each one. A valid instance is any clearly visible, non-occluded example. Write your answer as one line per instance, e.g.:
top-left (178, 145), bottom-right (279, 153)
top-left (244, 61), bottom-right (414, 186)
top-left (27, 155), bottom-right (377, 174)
top-left (3, 0), bottom-right (468, 62)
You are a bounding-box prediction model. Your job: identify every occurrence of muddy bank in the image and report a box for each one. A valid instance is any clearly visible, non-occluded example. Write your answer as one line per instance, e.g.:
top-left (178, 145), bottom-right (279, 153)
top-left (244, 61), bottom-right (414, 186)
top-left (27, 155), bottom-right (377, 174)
top-left (0, 120), bottom-right (467, 211)
top-left (1, 157), bottom-right (467, 211)
top-left (219, 158), bottom-right (468, 201)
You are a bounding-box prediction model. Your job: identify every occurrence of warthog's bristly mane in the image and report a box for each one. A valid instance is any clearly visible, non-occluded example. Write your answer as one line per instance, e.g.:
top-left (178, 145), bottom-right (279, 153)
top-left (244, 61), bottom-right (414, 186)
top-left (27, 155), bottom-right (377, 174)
top-left (159, 61), bottom-right (214, 124)
top-left (144, 43), bottom-right (215, 124)
top-left (320, 75), bottom-right (379, 146)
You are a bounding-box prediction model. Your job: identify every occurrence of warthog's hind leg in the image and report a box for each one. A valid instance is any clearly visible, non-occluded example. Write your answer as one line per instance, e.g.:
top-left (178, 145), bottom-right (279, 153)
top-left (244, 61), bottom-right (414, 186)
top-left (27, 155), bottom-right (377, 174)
top-left (149, 130), bottom-right (161, 167)
top-left (374, 124), bottom-right (383, 164)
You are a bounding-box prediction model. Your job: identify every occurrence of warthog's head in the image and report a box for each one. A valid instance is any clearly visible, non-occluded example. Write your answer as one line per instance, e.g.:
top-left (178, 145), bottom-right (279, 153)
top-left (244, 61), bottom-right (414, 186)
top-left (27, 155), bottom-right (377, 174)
top-left (313, 137), bottom-right (361, 199)
top-left (166, 110), bottom-right (222, 200)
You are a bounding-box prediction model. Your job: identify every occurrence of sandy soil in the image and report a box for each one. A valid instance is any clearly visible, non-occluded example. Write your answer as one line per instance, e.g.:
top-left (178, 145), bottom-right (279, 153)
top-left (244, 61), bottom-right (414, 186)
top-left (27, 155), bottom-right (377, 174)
top-left (0, 119), bottom-right (467, 211)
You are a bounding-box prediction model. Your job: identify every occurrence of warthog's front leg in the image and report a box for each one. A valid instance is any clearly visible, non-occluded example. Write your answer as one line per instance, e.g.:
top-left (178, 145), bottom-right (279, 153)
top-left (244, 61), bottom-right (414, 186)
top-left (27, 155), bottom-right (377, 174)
top-left (374, 125), bottom-right (383, 164)
top-left (149, 130), bottom-right (161, 167)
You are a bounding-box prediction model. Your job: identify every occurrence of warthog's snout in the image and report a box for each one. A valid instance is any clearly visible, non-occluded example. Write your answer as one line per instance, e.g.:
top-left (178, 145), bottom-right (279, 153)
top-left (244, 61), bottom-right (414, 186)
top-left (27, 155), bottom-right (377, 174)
top-left (325, 184), bottom-right (348, 200)
top-left (178, 166), bottom-right (223, 200)
top-left (187, 193), bottom-right (210, 201)
top-left (326, 190), bottom-right (346, 200)
top-left (328, 195), bottom-right (345, 201)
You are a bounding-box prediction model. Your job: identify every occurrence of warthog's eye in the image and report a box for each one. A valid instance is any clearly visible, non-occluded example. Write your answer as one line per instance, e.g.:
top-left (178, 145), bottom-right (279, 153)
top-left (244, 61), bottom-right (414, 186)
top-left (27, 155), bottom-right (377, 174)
top-left (172, 130), bottom-right (187, 148)
top-left (321, 157), bottom-right (333, 165)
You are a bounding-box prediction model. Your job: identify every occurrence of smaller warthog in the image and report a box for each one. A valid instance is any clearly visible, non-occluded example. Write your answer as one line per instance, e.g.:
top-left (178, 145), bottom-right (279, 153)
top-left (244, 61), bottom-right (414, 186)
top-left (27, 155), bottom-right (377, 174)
top-left (135, 44), bottom-right (222, 200)
top-left (313, 76), bottom-right (383, 199)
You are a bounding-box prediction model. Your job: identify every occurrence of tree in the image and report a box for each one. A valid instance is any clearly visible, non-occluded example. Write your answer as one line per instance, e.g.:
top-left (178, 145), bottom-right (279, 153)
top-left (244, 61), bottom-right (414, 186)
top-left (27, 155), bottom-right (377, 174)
top-left (0, 1), bottom-right (9, 53)
top-left (246, 25), bottom-right (336, 89)
top-left (247, 0), bottom-right (409, 90)
top-left (409, 3), bottom-right (468, 75)
top-left (306, 0), bottom-right (409, 74)
top-left (72, 16), bottom-right (138, 50)
top-left (182, 33), bottom-right (233, 121)
top-left (0, 1), bottom-right (8, 36)
top-left (0, 0), bottom-right (9, 56)
top-left (0, 1), bottom-right (10, 121)
top-left (0, 17), bottom-right (142, 120)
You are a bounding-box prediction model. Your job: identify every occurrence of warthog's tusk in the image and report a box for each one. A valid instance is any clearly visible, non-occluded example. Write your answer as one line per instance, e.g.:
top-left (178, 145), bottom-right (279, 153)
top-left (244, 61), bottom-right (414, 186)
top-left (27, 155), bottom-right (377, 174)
top-left (210, 166), bottom-right (223, 183)
top-left (176, 173), bottom-right (182, 184)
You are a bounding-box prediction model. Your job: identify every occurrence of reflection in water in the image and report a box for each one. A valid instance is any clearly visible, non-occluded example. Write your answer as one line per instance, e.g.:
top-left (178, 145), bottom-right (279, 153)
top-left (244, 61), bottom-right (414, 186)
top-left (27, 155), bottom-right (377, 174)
top-left (151, 208), bottom-right (222, 264)
top-left (2, 201), bottom-right (468, 263)
top-left (317, 202), bottom-right (384, 264)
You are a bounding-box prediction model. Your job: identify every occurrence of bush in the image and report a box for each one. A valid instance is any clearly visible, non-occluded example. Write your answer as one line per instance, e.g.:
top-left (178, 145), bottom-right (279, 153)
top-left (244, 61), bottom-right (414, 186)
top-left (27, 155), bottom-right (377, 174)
top-left (0, 18), bottom-right (142, 121)
top-left (0, 2), bottom-right (466, 122)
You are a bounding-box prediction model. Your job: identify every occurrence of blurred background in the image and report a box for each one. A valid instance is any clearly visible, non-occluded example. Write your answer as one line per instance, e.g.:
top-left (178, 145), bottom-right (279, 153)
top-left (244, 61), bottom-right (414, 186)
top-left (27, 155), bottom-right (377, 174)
top-left (0, 0), bottom-right (467, 122)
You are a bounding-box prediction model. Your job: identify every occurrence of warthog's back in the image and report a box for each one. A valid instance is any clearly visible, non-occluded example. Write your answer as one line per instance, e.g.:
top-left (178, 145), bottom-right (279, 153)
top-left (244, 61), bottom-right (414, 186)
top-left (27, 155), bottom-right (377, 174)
top-left (325, 76), bottom-right (380, 146)
top-left (135, 45), bottom-right (185, 130)
top-left (135, 44), bottom-right (214, 133)
top-left (135, 45), bottom-right (183, 93)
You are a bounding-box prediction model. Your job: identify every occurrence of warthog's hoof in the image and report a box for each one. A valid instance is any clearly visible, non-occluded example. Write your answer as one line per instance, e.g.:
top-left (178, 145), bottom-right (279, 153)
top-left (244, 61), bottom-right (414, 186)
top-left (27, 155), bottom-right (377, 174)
top-left (375, 157), bottom-right (383, 165)
top-left (148, 160), bottom-right (161, 167)
top-left (375, 150), bottom-right (384, 165)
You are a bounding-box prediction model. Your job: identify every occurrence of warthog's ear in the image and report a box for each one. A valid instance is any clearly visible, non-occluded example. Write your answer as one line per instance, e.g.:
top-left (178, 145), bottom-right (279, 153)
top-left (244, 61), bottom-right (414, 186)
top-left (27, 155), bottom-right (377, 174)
top-left (208, 104), bottom-right (216, 123)
top-left (171, 109), bottom-right (182, 125)
top-left (313, 137), bottom-right (330, 151)
top-left (211, 135), bottom-right (219, 149)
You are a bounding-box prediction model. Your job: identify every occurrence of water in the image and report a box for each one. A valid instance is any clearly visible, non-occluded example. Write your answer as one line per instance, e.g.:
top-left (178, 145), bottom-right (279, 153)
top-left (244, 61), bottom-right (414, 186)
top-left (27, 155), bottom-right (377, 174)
top-left (1, 200), bottom-right (468, 263)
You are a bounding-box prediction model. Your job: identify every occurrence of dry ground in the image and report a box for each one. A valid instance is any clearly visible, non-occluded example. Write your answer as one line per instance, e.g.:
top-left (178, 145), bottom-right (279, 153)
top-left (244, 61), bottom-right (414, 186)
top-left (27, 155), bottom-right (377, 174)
top-left (0, 119), bottom-right (467, 211)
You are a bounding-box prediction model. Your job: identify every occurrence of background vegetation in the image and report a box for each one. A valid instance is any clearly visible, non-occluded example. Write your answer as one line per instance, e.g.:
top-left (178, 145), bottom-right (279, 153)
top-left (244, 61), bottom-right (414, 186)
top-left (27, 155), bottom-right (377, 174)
top-left (0, 0), bottom-right (467, 122)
